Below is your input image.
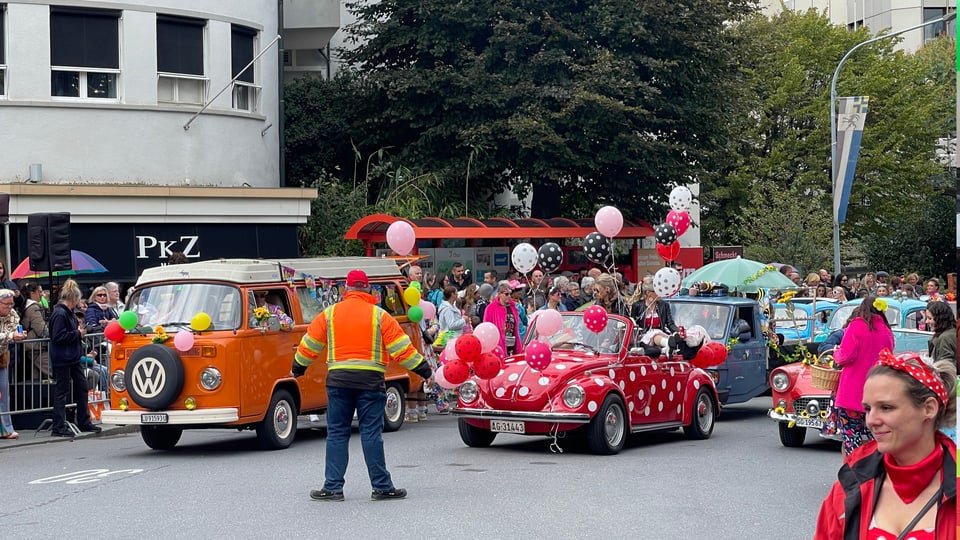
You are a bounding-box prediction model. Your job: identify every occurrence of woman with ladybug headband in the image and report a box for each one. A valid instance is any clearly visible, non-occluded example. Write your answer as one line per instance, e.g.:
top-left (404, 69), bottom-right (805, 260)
top-left (814, 350), bottom-right (956, 539)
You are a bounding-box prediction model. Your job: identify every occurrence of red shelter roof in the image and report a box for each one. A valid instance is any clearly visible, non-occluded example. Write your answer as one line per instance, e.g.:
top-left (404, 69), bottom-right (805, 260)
top-left (345, 213), bottom-right (655, 243)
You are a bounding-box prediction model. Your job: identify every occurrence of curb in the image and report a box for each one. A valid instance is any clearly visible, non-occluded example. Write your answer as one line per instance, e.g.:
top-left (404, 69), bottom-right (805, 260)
top-left (0, 424), bottom-right (139, 450)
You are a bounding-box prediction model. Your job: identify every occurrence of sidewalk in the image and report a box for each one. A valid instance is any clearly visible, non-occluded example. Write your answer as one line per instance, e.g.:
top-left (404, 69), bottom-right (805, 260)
top-left (0, 423), bottom-right (138, 449)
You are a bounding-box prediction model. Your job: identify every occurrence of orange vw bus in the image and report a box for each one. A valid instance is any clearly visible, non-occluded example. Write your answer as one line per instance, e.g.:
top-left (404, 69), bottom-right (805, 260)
top-left (100, 257), bottom-right (426, 450)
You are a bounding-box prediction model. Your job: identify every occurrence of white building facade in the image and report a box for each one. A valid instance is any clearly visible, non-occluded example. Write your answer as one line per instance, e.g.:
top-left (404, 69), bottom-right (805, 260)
top-left (0, 0), bottom-right (338, 283)
top-left (761, 0), bottom-right (955, 52)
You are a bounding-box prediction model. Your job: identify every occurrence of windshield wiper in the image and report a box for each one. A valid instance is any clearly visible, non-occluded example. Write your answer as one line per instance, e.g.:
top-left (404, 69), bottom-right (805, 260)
top-left (153, 321), bottom-right (193, 329)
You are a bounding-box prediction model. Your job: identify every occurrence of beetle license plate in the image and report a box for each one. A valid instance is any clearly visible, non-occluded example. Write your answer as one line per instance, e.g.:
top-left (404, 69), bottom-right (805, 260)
top-left (141, 414), bottom-right (168, 424)
top-left (794, 417), bottom-right (822, 429)
top-left (490, 420), bottom-right (525, 433)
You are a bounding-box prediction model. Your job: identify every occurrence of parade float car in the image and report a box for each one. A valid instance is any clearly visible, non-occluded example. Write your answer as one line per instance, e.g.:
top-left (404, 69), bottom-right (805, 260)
top-left (100, 257), bottom-right (426, 451)
top-left (770, 298), bottom-right (840, 345)
top-left (666, 295), bottom-right (772, 405)
top-left (768, 327), bottom-right (933, 447)
top-left (451, 312), bottom-right (719, 455)
top-left (813, 297), bottom-right (929, 343)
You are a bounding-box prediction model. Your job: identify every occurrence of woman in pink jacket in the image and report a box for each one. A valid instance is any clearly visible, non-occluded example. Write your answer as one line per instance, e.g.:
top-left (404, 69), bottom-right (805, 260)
top-left (482, 280), bottom-right (525, 356)
top-left (833, 296), bottom-right (893, 456)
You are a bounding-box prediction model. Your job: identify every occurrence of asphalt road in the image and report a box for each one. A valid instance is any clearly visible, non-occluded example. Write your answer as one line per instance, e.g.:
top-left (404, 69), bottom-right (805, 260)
top-left (0, 397), bottom-right (839, 539)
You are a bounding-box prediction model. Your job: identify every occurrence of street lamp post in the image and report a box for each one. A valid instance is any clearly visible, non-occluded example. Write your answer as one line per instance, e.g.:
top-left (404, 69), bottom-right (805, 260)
top-left (830, 11), bottom-right (957, 277)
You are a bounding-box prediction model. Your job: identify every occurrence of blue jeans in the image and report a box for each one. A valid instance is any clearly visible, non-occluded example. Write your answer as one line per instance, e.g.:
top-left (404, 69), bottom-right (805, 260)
top-left (0, 365), bottom-right (13, 434)
top-left (323, 386), bottom-right (393, 492)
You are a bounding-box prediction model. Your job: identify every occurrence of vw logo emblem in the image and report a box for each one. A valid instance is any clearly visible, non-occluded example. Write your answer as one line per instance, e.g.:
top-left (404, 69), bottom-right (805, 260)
top-left (131, 358), bottom-right (166, 398)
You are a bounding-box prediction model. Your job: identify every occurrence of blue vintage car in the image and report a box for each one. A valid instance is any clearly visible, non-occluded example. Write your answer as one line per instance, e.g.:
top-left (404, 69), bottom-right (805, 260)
top-left (814, 297), bottom-right (929, 342)
top-left (667, 296), bottom-right (770, 405)
top-left (770, 298), bottom-right (841, 344)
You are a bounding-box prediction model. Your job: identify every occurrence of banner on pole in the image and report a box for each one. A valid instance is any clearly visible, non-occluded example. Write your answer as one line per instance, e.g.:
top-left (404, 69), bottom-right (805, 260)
top-left (833, 96), bottom-right (869, 225)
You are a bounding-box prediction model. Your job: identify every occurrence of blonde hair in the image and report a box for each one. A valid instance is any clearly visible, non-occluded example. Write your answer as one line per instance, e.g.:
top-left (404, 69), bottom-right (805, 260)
top-left (88, 285), bottom-right (108, 304)
top-left (59, 279), bottom-right (81, 302)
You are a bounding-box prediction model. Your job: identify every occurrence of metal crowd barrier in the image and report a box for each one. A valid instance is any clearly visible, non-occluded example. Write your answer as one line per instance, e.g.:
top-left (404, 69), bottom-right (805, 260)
top-left (7, 332), bottom-right (111, 430)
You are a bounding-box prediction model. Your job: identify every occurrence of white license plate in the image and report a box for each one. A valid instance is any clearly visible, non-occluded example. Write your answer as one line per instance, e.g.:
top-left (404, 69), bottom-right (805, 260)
top-left (795, 417), bottom-right (823, 429)
top-left (141, 413), bottom-right (168, 424)
top-left (490, 420), bottom-right (525, 433)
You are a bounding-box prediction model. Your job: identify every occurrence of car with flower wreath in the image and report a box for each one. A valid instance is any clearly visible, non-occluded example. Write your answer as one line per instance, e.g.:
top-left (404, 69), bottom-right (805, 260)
top-left (769, 296), bottom-right (840, 345)
top-left (767, 326), bottom-right (933, 447)
top-left (451, 311), bottom-right (719, 455)
top-left (100, 257), bottom-right (427, 450)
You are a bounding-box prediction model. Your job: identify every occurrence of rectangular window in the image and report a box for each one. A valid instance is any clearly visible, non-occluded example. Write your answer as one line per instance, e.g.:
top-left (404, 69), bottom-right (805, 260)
top-left (231, 24), bottom-right (259, 112)
top-left (157, 14), bottom-right (207, 105)
top-left (50, 7), bottom-right (121, 100)
top-left (923, 8), bottom-right (949, 43)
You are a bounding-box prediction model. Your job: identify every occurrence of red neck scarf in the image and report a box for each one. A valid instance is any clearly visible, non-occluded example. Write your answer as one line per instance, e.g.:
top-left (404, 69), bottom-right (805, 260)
top-left (883, 444), bottom-right (943, 503)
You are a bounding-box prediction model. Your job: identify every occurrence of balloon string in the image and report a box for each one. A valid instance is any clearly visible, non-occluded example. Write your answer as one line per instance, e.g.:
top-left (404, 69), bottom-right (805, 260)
top-left (549, 423), bottom-right (564, 454)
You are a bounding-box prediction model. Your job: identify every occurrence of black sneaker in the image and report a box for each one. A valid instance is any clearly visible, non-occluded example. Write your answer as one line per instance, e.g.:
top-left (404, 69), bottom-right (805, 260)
top-left (51, 430), bottom-right (75, 438)
top-left (79, 425), bottom-right (102, 434)
top-left (309, 489), bottom-right (344, 502)
top-left (371, 488), bottom-right (407, 501)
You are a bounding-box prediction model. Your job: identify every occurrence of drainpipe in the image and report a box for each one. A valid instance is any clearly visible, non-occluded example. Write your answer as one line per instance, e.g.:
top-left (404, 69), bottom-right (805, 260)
top-left (278, 0), bottom-right (286, 187)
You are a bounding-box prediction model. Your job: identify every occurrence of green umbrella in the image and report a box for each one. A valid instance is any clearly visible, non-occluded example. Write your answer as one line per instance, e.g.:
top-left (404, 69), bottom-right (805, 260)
top-left (680, 256), bottom-right (796, 293)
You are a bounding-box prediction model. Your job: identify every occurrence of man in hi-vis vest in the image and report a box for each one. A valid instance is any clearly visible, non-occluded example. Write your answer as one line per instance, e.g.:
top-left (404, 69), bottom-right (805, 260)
top-left (292, 269), bottom-right (432, 502)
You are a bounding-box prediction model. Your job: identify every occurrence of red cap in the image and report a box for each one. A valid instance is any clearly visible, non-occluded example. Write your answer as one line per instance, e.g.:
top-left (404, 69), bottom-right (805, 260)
top-left (346, 269), bottom-right (370, 287)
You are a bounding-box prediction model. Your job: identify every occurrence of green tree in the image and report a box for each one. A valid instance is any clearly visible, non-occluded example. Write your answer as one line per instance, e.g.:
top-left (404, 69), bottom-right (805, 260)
top-left (702, 10), bottom-right (955, 273)
top-left (337, 0), bottom-right (755, 221)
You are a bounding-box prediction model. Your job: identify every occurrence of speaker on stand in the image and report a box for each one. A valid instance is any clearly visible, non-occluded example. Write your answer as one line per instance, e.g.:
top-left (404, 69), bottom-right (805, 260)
top-left (26, 213), bottom-right (71, 299)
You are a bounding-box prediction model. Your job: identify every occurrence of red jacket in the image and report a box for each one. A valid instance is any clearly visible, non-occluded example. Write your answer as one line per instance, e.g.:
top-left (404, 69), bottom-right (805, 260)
top-left (814, 432), bottom-right (956, 539)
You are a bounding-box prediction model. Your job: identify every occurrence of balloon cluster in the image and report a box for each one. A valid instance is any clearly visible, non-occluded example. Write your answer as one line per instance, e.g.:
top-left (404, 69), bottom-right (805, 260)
top-left (434, 323), bottom-right (506, 389)
top-left (583, 205), bottom-right (623, 266)
top-left (650, 187), bottom-right (694, 298)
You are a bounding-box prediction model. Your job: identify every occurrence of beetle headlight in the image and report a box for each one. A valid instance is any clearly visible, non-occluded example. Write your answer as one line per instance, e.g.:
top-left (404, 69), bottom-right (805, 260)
top-left (771, 371), bottom-right (791, 392)
top-left (200, 367), bottom-right (222, 390)
top-left (563, 385), bottom-right (585, 408)
top-left (111, 370), bottom-right (126, 392)
top-left (458, 381), bottom-right (478, 404)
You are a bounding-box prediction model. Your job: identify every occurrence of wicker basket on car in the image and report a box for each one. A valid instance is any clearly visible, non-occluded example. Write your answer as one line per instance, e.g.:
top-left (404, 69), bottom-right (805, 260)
top-left (810, 364), bottom-right (841, 392)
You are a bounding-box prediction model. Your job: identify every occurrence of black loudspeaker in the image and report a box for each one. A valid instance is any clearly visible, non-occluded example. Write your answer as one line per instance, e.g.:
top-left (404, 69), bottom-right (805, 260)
top-left (27, 213), bottom-right (71, 272)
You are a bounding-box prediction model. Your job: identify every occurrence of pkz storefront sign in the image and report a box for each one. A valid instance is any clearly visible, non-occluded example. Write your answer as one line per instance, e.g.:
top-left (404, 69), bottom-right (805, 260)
top-left (136, 235), bottom-right (200, 259)
top-left (712, 245), bottom-right (743, 261)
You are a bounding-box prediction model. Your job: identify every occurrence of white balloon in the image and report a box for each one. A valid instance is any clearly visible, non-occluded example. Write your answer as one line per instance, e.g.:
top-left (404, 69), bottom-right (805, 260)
top-left (511, 243), bottom-right (538, 274)
top-left (653, 267), bottom-right (682, 298)
top-left (669, 186), bottom-right (693, 212)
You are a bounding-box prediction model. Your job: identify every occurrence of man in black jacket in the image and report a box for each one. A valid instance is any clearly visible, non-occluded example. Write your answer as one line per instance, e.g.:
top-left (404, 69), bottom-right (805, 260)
top-left (48, 279), bottom-right (101, 437)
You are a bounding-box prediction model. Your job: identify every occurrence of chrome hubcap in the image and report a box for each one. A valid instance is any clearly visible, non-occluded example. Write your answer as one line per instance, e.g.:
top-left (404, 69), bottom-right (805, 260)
top-left (697, 396), bottom-right (712, 432)
top-left (604, 404), bottom-right (625, 446)
top-left (385, 389), bottom-right (401, 422)
top-left (275, 401), bottom-right (292, 438)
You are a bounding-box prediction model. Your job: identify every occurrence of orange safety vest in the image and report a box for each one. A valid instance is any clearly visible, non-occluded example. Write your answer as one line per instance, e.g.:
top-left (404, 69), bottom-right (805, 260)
top-left (294, 290), bottom-right (423, 373)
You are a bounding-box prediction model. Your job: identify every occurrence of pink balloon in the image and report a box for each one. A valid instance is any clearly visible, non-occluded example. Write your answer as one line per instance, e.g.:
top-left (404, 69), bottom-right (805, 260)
top-left (437, 349), bottom-right (448, 366)
top-left (534, 309), bottom-right (563, 337)
top-left (173, 331), bottom-right (195, 352)
top-left (583, 305), bottom-right (608, 333)
top-left (666, 210), bottom-right (691, 237)
top-left (491, 345), bottom-right (506, 362)
top-left (444, 337), bottom-right (459, 360)
top-left (594, 206), bottom-right (624, 238)
top-left (525, 339), bottom-right (552, 370)
top-left (435, 364), bottom-right (456, 389)
top-left (472, 322), bottom-right (500, 353)
top-left (418, 299), bottom-right (436, 320)
top-left (386, 220), bottom-right (416, 256)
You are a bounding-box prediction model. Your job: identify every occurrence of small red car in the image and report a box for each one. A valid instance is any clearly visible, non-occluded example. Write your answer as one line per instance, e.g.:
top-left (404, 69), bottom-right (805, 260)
top-left (767, 328), bottom-right (933, 447)
top-left (451, 312), bottom-right (719, 454)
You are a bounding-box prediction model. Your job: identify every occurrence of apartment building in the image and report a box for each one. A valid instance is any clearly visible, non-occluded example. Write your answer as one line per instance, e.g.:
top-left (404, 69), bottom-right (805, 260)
top-left (0, 0), bottom-right (337, 283)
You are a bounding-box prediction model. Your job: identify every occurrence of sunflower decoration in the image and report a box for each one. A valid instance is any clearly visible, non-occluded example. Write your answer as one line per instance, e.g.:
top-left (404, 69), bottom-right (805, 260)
top-left (872, 298), bottom-right (888, 312)
top-left (798, 410), bottom-right (810, 418)
top-left (152, 326), bottom-right (170, 344)
top-left (253, 306), bottom-right (271, 325)
top-left (726, 337), bottom-right (739, 351)
top-left (774, 406), bottom-right (786, 415)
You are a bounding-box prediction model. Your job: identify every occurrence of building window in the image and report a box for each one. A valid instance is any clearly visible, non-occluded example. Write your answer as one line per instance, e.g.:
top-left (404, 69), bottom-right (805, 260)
top-left (923, 8), bottom-right (953, 43)
top-left (157, 14), bottom-right (207, 105)
top-left (231, 24), bottom-right (259, 113)
top-left (0, 5), bottom-right (6, 97)
top-left (50, 7), bottom-right (120, 100)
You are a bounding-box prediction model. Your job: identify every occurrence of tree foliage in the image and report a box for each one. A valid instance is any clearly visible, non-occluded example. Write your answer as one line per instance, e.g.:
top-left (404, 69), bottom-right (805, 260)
top-left (701, 10), bottom-right (955, 273)
top-left (334, 0), bottom-right (755, 222)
